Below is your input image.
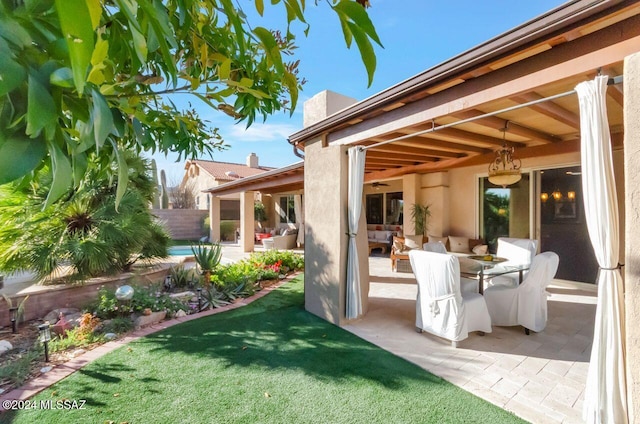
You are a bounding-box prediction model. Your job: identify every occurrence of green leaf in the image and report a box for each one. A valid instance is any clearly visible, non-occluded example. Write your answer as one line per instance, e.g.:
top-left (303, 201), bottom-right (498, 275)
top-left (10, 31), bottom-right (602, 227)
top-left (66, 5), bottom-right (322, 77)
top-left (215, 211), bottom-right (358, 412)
top-left (110, 140), bottom-right (128, 211)
top-left (219, 58), bottom-right (231, 80)
top-left (72, 151), bottom-right (88, 186)
top-left (130, 26), bottom-right (148, 65)
top-left (55, 0), bottom-right (95, 94)
top-left (138, 1), bottom-right (178, 86)
top-left (50, 67), bottom-right (74, 88)
top-left (26, 73), bottom-right (57, 139)
top-left (346, 21), bottom-right (376, 87)
top-left (0, 17), bottom-right (33, 48)
top-left (283, 71), bottom-right (298, 115)
top-left (85, 0), bottom-right (102, 29)
top-left (219, 0), bottom-right (246, 56)
top-left (92, 89), bottom-right (114, 151)
top-left (44, 141), bottom-right (73, 209)
top-left (0, 51), bottom-right (26, 96)
top-left (333, 1), bottom-right (382, 46)
top-left (255, 0), bottom-right (264, 16)
top-left (0, 136), bottom-right (47, 184)
top-left (253, 27), bottom-right (285, 75)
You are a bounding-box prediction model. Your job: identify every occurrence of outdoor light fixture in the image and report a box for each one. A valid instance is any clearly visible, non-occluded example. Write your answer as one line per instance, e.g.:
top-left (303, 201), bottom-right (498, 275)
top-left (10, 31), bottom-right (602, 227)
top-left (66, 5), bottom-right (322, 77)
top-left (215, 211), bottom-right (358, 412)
top-left (552, 189), bottom-right (563, 201)
top-left (9, 307), bottom-right (17, 334)
top-left (39, 323), bottom-right (51, 362)
top-left (488, 121), bottom-right (521, 188)
top-left (567, 191), bottom-right (576, 201)
top-left (196, 288), bottom-right (203, 311)
top-left (540, 192), bottom-right (549, 202)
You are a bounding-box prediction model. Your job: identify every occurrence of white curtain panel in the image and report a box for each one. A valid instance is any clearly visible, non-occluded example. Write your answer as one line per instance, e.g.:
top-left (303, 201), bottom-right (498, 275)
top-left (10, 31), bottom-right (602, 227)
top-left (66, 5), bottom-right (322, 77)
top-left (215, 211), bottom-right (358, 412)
top-left (293, 194), bottom-right (304, 247)
top-left (577, 75), bottom-right (628, 424)
top-left (346, 147), bottom-right (366, 320)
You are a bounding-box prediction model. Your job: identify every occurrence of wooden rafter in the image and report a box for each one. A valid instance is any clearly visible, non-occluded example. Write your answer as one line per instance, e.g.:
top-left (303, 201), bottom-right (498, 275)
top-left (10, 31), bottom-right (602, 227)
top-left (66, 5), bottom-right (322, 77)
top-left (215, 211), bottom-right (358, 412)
top-left (452, 109), bottom-right (561, 143)
top-left (510, 92), bottom-right (580, 129)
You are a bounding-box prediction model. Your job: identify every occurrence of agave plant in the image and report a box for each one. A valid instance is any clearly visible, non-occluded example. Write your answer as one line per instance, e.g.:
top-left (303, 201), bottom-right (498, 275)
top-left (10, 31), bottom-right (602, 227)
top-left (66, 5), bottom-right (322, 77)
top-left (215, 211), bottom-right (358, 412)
top-left (191, 242), bottom-right (222, 289)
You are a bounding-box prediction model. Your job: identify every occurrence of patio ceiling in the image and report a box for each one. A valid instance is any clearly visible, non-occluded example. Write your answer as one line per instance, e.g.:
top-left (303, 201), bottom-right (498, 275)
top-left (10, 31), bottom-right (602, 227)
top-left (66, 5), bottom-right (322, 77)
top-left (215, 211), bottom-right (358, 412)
top-left (290, 0), bottom-right (638, 183)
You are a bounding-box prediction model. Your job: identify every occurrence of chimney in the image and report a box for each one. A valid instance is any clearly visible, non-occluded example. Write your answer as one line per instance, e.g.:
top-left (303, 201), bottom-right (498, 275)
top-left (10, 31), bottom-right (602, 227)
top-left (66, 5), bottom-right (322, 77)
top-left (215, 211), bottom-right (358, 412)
top-left (303, 90), bottom-right (358, 128)
top-left (247, 152), bottom-right (259, 168)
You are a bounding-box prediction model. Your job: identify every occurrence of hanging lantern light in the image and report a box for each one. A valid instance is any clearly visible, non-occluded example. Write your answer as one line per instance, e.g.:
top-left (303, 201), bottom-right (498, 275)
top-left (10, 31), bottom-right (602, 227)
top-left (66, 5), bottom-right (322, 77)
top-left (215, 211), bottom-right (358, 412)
top-left (488, 121), bottom-right (522, 188)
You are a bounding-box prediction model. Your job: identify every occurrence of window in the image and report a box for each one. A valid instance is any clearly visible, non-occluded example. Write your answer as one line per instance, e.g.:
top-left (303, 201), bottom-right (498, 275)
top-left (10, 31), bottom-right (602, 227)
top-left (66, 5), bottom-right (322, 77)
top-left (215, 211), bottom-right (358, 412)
top-left (366, 194), bottom-right (383, 224)
top-left (479, 175), bottom-right (530, 252)
top-left (385, 192), bottom-right (403, 225)
top-left (366, 192), bottom-right (403, 226)
top-left (279, 195), bottom-right (296, 223)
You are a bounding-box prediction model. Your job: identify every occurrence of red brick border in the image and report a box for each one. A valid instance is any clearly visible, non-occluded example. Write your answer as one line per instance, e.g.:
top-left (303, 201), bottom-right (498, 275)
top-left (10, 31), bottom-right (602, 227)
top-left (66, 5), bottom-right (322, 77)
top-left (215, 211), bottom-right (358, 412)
top-left (0, 275), bottom-right (296, 410)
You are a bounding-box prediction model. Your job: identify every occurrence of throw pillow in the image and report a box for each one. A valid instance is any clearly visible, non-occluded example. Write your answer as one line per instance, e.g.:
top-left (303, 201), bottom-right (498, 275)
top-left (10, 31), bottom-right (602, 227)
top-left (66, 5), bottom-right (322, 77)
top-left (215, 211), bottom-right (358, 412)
top-left (404, 235), bottom-right (423, 250)
top-left (428, 235), bottom-right (448, 249)
top-left (448, 236), bottom-right (470, 253)
top-left (392, 238), bottom-right (406, 252)
top-left (472, 244), bottom-right (489, 255)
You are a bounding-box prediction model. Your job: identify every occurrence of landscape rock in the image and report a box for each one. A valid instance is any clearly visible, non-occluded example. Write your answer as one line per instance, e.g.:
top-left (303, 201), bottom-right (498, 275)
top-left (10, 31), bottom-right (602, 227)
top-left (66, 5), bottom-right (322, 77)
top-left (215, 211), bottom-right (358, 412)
top-left (0, 340), bottom-right (13, 354)
top-left (71, 349), bottom-right (86, 358)
top-left (134, 311), bottom-right (167, 329)
top-left (104, 333), bottom-right (117, 340)
top-left (43, 308), bottom-right (80, 324)
top-left (174, 310), bottom-right (187, 318)
top-left (40, 366), bottom-right (52, 373)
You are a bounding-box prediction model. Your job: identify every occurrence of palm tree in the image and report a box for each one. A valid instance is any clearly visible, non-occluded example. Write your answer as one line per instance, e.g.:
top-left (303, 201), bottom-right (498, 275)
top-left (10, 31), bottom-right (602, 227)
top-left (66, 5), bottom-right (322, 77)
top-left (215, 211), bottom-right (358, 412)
top-left (0, 153), bottom-right (170, 282)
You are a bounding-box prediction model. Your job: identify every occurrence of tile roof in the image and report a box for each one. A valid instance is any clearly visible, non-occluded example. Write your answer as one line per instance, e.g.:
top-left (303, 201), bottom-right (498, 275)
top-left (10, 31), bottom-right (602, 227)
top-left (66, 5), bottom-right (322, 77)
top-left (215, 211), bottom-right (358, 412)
top-left (188, 159), bottom-right (275, 181)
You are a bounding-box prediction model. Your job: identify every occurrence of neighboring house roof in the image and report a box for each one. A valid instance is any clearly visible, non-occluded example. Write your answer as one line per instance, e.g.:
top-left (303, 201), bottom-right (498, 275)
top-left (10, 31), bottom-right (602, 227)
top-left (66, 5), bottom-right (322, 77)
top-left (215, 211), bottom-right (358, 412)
top-left (204, 161), bottom-right (304, 196)
top-left (186, 159), bottom-right (275, 182)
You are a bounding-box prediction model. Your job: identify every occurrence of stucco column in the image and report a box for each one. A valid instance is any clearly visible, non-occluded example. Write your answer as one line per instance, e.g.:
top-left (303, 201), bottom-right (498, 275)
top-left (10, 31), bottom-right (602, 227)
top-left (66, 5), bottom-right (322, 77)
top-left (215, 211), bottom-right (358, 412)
top-left (240, 191), bottom-right (255, 252)
top-left (402, 173), bottom-right (420, 235)
top-left (209, 195), bottom-right (221, 243)
top-left (421, 172), bottom-right (450, 237)
top-left (304, 139), bottom-right (369, 325)
top-left (624, 51), bottom-right (640, 424)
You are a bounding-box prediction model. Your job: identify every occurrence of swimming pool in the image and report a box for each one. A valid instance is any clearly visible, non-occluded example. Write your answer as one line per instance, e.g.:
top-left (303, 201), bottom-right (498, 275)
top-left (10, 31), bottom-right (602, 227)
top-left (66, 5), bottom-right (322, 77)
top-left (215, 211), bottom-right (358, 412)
top-left (168, 246), bottom-right (196, 256)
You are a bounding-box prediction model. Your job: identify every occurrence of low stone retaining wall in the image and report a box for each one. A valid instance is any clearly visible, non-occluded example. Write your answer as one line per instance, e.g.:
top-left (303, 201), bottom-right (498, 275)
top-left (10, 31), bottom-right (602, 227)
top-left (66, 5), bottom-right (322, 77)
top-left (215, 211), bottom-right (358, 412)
top-left (1, 265), bottom-right (173, 325)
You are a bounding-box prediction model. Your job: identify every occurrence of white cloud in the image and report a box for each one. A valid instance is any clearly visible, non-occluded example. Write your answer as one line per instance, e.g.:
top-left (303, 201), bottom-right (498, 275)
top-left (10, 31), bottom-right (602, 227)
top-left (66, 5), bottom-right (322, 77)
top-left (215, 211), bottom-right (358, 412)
top-left (224, 121), bottom-right (301, 143)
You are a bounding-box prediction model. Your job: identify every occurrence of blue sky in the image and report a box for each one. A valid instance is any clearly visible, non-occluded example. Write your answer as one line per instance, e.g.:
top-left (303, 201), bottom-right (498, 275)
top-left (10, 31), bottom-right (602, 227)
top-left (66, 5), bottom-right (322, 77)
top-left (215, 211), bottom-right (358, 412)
top-left (153, 0), bottom-right (566, 182)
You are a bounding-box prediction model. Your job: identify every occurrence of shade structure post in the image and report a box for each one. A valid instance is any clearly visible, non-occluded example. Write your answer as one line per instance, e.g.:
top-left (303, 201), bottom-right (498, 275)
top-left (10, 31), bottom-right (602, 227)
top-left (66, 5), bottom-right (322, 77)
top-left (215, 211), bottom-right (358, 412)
top-left (346, 147), bottom-right (366, 320)
top-left (578, 75), bottom-right (628, 424)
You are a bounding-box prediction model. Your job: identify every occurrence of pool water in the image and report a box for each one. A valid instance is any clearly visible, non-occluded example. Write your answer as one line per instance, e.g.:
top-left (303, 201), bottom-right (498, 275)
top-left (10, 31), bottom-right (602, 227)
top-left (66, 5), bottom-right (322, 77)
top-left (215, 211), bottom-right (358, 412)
top-left (168, 246), bottom-right (195, 256)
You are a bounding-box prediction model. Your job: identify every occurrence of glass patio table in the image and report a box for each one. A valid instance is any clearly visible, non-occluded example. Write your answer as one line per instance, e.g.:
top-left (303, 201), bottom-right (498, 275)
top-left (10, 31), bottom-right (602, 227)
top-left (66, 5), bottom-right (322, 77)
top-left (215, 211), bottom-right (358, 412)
top-left (459, 256), bottom-right (530, 295)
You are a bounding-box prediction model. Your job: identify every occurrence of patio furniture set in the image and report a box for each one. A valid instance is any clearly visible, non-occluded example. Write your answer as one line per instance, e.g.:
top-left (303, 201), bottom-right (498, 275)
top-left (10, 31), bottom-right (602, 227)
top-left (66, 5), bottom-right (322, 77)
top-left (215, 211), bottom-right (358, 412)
top-left (406, 237), bottom-right (559, 347)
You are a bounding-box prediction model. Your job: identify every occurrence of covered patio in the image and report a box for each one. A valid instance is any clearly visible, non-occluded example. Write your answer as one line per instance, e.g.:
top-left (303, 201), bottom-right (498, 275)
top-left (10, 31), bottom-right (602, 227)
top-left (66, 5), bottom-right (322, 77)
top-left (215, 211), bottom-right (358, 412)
top-left (291, 1), bottom-right (639, 422)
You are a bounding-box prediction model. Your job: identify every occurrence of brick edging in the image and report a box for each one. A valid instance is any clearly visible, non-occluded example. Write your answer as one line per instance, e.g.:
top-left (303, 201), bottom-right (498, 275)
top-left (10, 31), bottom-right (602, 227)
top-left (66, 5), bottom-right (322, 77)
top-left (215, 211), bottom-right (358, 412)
top-left (0, 275), bottom-right (297, 410)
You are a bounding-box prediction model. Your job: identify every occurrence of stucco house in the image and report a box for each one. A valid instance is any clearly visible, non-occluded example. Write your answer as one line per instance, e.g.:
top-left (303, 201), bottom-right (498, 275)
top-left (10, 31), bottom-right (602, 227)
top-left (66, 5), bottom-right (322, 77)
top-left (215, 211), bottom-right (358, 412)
top-left (205, 1), bottom-right (640, 420)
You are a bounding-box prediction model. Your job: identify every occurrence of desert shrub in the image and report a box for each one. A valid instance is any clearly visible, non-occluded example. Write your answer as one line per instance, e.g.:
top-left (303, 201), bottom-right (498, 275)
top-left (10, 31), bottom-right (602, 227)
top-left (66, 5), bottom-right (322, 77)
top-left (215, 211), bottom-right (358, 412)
top-left (249, 250), bottom-right (304, 273)
top-left (220, 220), bottom-right (237, 241)
top-left (101, 317), bottom-right (134, 334)
top-left (90, 284), bottom-right (188, 319)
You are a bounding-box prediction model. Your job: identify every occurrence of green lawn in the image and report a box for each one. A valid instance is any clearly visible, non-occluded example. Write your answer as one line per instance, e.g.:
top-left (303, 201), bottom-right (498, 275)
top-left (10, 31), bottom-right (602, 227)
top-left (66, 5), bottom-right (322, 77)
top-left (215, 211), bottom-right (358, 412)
top-left (3, 277), bottom-right (525, 424)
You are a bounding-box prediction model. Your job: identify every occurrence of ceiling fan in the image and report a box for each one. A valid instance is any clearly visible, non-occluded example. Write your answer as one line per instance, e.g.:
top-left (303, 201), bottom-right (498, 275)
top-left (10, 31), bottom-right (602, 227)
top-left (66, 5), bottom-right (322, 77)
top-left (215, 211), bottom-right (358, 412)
top-left (371, 182), bottom-right (389, 190)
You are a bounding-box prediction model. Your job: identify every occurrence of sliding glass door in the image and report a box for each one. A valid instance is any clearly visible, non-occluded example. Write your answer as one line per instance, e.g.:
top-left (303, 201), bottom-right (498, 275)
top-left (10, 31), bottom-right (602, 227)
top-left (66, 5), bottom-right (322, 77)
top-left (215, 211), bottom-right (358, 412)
top-left (537, 166), bottom-right (597, 283)
top-left (479, 175), bottom-right (530, 253)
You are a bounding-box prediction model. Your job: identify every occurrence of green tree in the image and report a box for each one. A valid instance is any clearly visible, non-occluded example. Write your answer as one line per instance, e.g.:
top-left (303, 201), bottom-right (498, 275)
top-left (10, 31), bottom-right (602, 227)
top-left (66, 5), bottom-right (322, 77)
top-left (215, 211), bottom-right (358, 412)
top-left (0, 153), bottom-right (171, 282)
top-left (410, 203), bottom-right (431, 236)
top-left (0, 0), bottom-right (381, 206)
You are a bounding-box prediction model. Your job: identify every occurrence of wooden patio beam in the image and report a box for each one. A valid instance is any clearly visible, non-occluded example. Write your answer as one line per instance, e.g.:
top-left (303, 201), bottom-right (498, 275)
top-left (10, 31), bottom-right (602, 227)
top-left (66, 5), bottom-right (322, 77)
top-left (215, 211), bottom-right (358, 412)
top-left (368, 144), bottom-right (463, 159)
top-left (452, 109), bottom-right (561, 143)
top-left (510, 92), bottom-right (581, 129)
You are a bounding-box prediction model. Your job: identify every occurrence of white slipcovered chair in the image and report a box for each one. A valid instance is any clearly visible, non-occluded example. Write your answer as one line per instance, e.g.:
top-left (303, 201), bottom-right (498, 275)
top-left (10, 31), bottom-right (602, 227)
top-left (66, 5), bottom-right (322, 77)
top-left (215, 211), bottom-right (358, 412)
top-left (422, 242), bottom-right (477, 293)
top-left (422, 241), bottom-right (447, 253)
top-left (488, 237), bottom-right (538, 287)
top-left (483, 251), bottom-right (559, 334)
top-left (409, 250), bottom-right (492, 347)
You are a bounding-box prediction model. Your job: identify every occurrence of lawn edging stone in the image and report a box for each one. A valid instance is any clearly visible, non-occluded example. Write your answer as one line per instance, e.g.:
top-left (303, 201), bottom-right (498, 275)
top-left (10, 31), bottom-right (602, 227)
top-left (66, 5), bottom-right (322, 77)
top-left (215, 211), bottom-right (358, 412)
top-left (0, 273), bottom-right (298, 410)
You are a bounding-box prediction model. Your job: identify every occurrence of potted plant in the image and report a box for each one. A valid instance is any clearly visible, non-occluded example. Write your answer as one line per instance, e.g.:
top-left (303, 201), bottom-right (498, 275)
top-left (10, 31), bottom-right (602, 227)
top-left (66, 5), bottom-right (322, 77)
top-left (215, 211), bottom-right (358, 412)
top-left (410, 203), bottom-right (431, 236)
